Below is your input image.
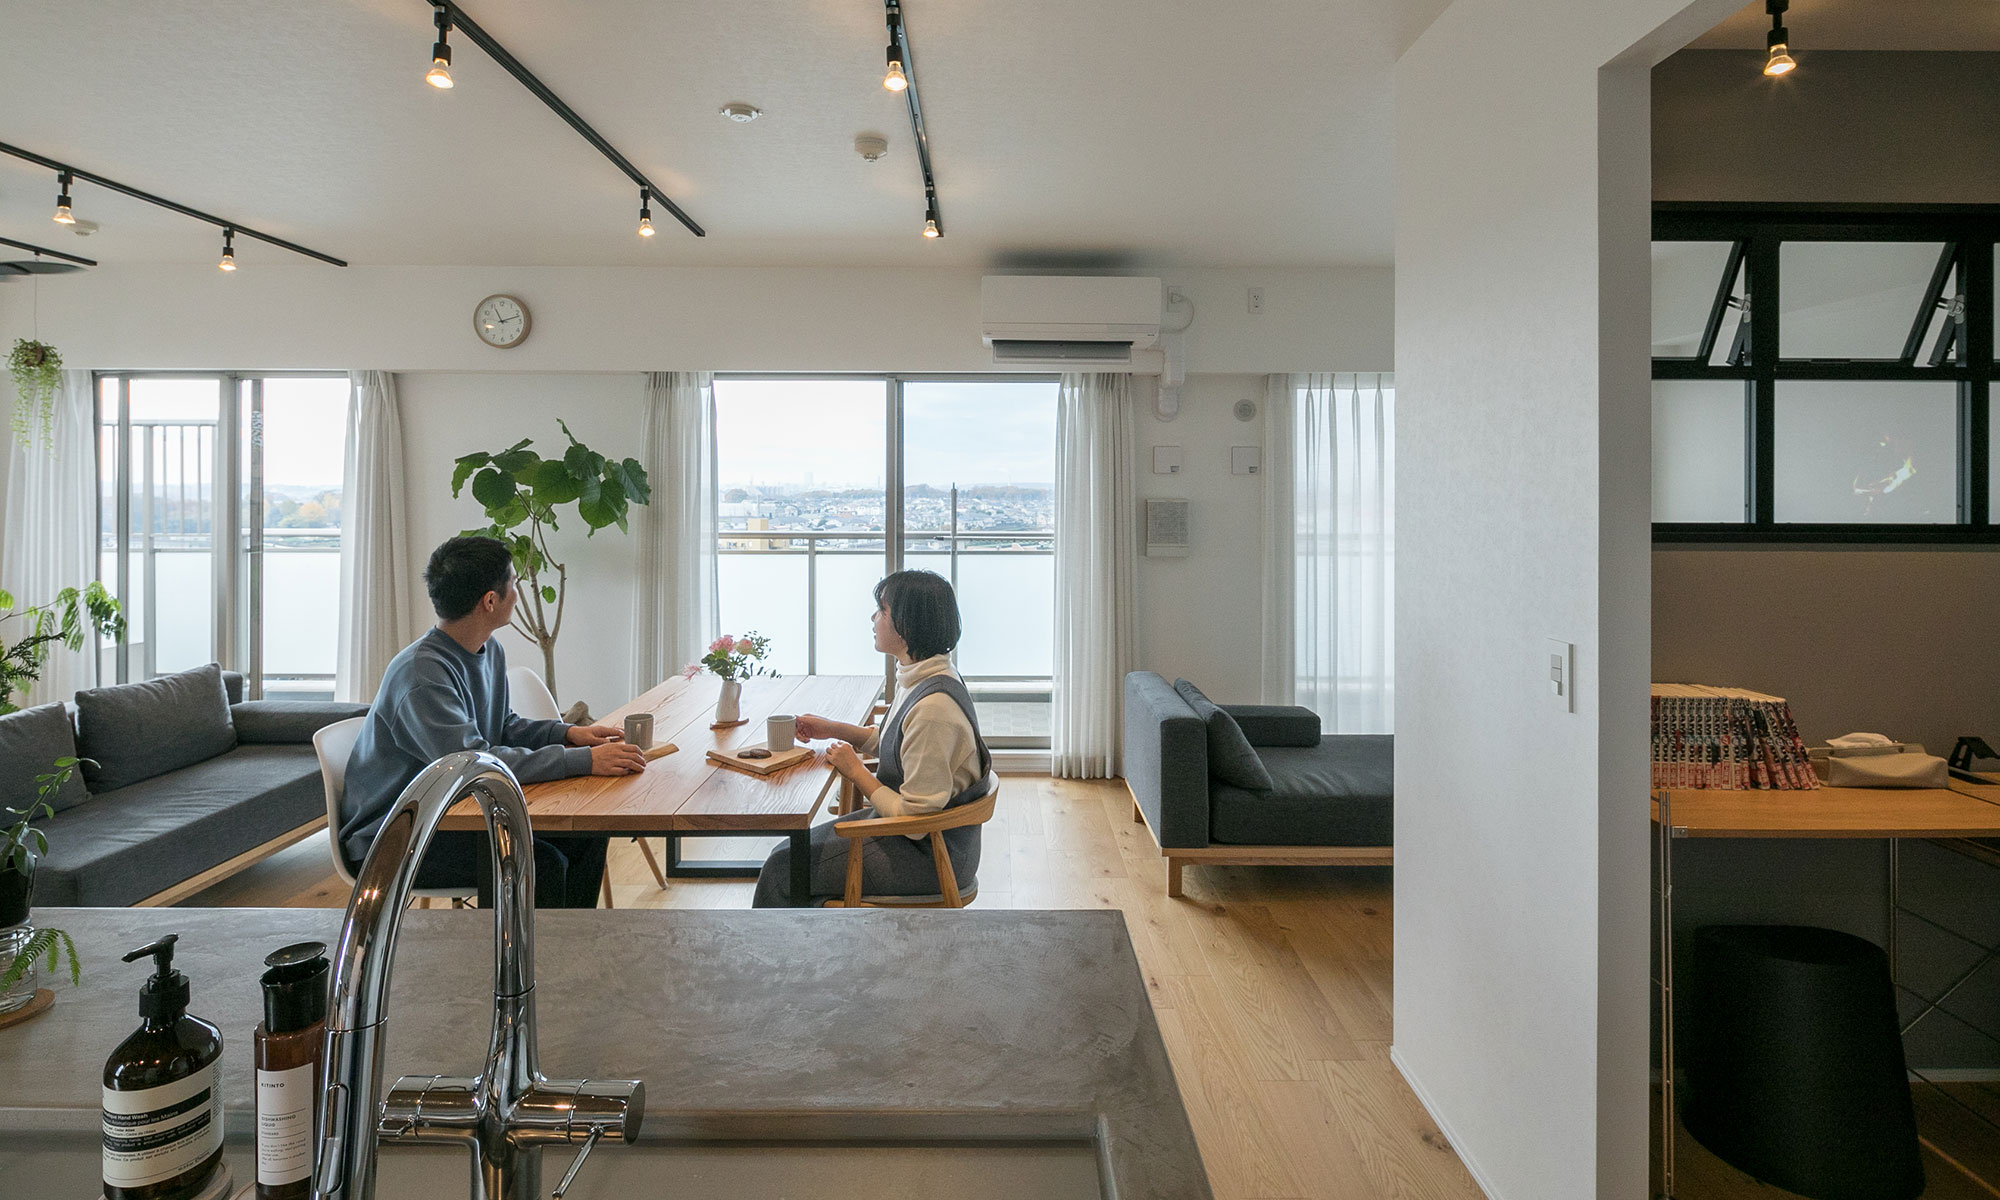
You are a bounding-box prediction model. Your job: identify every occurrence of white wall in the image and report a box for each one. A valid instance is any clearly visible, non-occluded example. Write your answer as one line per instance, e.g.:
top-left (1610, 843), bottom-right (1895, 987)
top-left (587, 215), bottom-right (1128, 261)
top-left (0, 264), bottom-right (1390, 375)
top-left (1394, 1), bottom-right (1737, 1197)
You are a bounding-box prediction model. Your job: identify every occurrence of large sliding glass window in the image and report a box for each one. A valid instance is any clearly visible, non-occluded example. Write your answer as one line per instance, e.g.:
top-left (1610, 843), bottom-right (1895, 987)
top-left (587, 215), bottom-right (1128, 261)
top-left (97, 373), bottom-right (350, 697)
top-left (1651, 207), bottom-right (1998, 543)
top-left (713, 376), bottom-right (1058, 748)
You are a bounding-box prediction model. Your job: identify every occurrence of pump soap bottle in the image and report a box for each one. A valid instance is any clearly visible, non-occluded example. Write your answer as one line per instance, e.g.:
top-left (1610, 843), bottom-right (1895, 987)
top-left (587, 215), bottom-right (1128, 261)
top-left (103, 934), bottom-right (227, 1200)
top-left (254, 941), bottom-right (329, 1200)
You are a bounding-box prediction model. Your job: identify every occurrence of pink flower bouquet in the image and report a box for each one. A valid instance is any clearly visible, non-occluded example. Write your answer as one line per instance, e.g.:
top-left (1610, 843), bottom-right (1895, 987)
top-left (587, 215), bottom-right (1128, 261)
top-left (682, 632), bottom-right (777, 682)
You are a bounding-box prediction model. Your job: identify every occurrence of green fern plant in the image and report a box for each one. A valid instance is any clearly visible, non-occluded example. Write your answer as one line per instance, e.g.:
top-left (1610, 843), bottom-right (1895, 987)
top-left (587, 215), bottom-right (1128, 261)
top-left (0, 927), bottom-right (81, 991)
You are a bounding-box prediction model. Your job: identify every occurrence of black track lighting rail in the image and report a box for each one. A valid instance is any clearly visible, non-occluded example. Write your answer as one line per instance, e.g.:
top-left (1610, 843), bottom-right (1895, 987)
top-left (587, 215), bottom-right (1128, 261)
top-left (885, 0), bottom-right (943, 236)
top-left (0, 142), bottom-right (347, 267)
top-left (431, 1), bottom-right (704, 237)
top-left (0, 235), bottom-right (96, 267)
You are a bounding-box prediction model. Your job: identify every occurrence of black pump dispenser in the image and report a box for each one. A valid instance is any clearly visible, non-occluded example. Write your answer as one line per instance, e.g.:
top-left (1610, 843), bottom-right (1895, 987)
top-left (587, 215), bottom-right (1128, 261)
top-left (124, 934), bottom-right (191, 1024)
top-left (259, 942), bottom-right (328, 1035)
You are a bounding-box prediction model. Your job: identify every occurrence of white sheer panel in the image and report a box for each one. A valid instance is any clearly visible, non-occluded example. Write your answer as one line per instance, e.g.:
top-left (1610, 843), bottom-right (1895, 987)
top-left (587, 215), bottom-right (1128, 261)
top-left (1051, 373), bottom-right (1137, 778)
top-left (1288, 373), bottom-right (1395, 733)
top-left (632, 372), bottom-right (718, 695)
top-left (335, 371), bottom-right (413, 703)
top-left (2, 370), bottom-right (99, 706)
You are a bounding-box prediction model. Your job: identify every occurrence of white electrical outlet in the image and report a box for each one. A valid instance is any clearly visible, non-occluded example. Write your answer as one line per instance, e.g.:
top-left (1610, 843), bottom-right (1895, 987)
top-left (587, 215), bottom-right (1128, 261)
top-left (1247, 287), bottom-right (1265, 315)
top-left (1546, 639), bottom-right (1575, 714)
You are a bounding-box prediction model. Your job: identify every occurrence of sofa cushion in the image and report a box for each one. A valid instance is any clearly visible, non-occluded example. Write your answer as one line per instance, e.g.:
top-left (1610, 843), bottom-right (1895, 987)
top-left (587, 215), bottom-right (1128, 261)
top-left (231, 700), bottom-right (369, 744)
top-left (75, 663), bottom-right (237, 792)
top-left (1173, 680), bottom-right (1273, 791)
top-left (31, 744), bottom-right (324, 907)
top-left (0, 703), bottom-right (89, 815)
top-left (1210, 735), bottom-right (1394, 847)
top-left (1220, 704), bottom-right (1322, 748)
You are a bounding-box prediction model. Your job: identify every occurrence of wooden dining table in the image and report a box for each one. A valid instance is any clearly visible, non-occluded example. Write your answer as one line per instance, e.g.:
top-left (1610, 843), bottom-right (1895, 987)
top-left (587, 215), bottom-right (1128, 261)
top-left (439, 672), bottom-right (884, 906)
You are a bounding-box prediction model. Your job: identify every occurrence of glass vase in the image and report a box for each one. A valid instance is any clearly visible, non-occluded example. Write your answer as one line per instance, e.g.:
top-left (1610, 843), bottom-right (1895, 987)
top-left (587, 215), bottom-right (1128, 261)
top-left (0, 921), bottom-right (38, 1014)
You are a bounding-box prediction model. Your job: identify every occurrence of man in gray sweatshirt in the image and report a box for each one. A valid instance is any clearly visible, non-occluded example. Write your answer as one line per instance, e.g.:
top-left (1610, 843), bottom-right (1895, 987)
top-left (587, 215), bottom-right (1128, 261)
top-left (340, 535), bottom-right (646, 907)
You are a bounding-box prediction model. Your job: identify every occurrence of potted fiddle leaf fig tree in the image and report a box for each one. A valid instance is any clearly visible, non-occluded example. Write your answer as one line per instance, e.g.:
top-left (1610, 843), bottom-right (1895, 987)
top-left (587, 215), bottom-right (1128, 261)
top-left (452, 420), bottom-right (650, 702)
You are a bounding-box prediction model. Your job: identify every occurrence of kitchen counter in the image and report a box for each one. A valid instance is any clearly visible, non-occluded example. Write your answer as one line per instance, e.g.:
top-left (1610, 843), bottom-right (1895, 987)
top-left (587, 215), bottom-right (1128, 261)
top-left (0, 907), bottom-right (1210, 1198)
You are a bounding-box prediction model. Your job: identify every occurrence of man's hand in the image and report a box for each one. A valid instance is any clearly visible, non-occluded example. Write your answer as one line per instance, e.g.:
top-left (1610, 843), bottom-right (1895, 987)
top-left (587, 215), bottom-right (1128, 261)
top-left (589, 741), bottom-right (648, 776)
top-left (566, 723), bottom-right (626, 747)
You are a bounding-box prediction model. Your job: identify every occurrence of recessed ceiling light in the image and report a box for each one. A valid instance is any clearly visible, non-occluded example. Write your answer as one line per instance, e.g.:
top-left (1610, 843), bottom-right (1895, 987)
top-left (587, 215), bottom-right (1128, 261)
top-left (719, 102), bottom-right (762, 123)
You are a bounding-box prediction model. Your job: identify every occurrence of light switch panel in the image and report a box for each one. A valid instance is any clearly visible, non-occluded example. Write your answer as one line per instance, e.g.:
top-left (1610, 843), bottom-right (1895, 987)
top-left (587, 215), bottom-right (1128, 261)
top-left (1230, 445), bottom-right (1261, 475)
top-left (1546, 639), bottom-right (1575, 714)
top-left (1153, 445), bottom-right (1183, 475)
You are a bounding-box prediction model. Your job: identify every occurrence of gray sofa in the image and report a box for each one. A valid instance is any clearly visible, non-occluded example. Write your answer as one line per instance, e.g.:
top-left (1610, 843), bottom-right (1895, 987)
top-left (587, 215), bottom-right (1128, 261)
top-left (0, 664), bottom-right (365, 907)
top-left (1123, 671), bottom-right (1393, 896)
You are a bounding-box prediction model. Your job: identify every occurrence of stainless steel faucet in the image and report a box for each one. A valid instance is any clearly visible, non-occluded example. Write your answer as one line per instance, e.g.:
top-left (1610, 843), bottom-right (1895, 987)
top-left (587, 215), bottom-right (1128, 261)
top-left (314, 751), bottom-right (644, 1200)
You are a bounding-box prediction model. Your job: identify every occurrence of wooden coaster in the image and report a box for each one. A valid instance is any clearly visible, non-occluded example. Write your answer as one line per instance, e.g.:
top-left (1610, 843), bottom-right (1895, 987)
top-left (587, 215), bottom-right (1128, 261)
top-left (0, 988), bottom-right (53, 1030)
top-left (709, 719), bottom-right (748, 730)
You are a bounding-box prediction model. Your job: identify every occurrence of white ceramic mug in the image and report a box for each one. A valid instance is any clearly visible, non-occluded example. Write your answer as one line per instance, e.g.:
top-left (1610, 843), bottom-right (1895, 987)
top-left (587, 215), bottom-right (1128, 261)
top-left (766, 713), bottom-right (797, 754)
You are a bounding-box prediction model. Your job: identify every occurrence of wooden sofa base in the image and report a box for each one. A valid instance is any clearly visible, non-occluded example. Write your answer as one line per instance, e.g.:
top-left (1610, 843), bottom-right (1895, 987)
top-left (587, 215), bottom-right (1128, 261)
top-left (1129, 795), bottom-right (1392, 898)
top-left (135, 817), bottom-right (328, 908)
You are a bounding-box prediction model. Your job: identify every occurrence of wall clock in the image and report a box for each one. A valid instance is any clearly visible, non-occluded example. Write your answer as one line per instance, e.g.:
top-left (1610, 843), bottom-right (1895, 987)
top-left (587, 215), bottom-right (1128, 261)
top-left (474, 294), bottom-right (531, 349)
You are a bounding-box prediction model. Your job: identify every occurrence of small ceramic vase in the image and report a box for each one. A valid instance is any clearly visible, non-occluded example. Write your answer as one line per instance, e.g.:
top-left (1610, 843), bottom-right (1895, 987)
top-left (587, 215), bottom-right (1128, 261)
top-left (715, 678), bottom-right (743, 725)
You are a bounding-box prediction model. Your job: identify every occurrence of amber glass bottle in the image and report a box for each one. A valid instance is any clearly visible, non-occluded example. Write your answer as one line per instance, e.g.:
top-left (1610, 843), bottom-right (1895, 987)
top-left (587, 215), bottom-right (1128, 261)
top-left (254, 941), bottom-right (329, 1200)
top-left (103, 935), bottom-right (226, 1200)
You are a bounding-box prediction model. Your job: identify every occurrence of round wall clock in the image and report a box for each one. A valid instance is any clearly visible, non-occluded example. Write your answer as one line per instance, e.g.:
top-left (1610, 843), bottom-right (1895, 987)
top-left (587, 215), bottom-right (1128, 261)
top-left (474, 294), bottom-right (531, 349)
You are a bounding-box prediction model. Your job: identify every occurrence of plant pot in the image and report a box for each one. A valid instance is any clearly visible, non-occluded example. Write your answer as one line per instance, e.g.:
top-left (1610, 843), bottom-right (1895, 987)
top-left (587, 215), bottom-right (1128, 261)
top-left (0, 864), bottom-right (32, 931)
top-left (0, 922), bottom-right (37, 1015)
top-left (715, 678), bottom-right (742, 725)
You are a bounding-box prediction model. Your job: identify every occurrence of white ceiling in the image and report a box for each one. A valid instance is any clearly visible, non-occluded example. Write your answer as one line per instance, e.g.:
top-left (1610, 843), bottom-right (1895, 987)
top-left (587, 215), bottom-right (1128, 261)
top-left (1689, 0), bottom-right (2000, 51)
top-left (0, 1), bottom-right (1454, 271)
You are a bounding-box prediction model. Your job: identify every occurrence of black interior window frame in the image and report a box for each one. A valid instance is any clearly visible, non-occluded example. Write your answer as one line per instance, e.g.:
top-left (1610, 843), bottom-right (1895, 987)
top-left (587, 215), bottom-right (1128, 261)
top-left (1653, 203), bottom-right (2000, 545)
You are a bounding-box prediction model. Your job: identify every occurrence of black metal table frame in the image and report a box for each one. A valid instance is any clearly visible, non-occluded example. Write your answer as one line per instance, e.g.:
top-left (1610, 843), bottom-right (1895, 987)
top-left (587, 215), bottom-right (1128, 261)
top-left (663, 828), bottom-right (811, 905)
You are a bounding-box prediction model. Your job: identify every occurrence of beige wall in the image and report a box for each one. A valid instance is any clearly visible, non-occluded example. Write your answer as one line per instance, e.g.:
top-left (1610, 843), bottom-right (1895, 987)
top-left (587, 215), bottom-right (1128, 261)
top-left (1654, 548), bottom-right (2000, 758)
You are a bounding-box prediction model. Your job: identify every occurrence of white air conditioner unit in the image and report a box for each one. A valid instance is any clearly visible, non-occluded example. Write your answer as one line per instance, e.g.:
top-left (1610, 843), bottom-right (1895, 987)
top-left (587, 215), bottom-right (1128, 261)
top-left (980, 276), bottom-right (1161, 368)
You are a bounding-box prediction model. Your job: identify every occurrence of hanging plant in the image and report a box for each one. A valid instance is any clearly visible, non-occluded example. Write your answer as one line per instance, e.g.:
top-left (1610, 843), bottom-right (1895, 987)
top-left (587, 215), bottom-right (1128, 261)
top-left (8, 339), bottom-right (63, 451)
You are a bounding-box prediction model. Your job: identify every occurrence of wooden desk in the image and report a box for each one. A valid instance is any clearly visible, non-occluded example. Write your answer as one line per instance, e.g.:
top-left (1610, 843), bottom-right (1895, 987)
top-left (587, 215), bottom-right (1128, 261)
top-left (441, 673), bottom-right (882, 906)
top-left (1651, 784), bottom-right (2000, 1198)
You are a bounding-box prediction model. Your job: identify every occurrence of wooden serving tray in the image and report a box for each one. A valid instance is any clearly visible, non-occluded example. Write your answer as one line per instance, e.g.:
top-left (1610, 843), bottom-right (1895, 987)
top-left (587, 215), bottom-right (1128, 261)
top-left (706, 744), bottom-right (814, 777)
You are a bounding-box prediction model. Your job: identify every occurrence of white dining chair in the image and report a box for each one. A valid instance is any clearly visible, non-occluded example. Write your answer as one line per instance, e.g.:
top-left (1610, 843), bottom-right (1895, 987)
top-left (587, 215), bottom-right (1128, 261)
top-left (313, 716), bottom-right (474, 908)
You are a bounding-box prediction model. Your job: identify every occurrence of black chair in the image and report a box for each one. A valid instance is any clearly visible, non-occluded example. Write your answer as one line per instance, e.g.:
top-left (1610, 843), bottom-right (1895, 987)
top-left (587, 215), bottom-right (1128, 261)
top-left (1684, 924), bottom-right (1923, 1200)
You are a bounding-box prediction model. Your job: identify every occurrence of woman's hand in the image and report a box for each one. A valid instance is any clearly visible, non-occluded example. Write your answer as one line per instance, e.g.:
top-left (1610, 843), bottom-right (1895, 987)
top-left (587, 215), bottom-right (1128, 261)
top-left (794, 713), bottom-right (838, 742)
top-left (821, 741), bottom-right (874, 790)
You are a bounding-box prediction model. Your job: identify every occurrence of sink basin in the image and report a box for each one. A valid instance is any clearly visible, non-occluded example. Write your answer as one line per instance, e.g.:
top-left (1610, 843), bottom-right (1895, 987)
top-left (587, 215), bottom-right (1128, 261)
top-left (17, 1125), bottom-right (1104, 1199)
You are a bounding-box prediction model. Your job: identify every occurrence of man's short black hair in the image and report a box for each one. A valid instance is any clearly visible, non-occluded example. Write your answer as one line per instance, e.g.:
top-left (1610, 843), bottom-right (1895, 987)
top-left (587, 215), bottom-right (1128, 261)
top-left (426, 536), bottom-right (516, 620)
top-left (873, 570), bottom-right (961, 662)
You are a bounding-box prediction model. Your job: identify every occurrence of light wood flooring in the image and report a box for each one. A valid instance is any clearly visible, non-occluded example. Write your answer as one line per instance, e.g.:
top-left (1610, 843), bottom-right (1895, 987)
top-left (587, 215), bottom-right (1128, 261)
top-left (185, 775), bottom-right (1482, 1200)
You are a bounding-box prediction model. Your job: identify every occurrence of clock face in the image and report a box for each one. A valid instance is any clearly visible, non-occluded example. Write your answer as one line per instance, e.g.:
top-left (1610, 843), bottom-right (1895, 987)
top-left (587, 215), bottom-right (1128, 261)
top-left (474, 295), bottom-right (530, 348)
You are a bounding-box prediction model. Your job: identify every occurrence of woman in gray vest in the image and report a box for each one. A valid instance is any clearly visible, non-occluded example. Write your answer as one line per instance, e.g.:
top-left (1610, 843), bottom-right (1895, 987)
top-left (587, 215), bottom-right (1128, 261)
top-left (752, 570), bottom-right (996, 907)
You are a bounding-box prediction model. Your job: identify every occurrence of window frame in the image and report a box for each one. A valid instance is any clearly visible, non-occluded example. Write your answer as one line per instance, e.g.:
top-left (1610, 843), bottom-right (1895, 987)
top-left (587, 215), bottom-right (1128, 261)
top-left (94, 369), bottom-right (349, 696)
top-left (712, 372), bottom-right (1059, 749)
top-left (1652, 204), bottom-right (2000, 545)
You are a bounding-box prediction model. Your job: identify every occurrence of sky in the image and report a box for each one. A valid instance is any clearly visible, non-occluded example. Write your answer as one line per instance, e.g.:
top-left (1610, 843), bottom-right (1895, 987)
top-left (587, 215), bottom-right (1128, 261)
top-left (109, 374), bottom-right (349, 489)
top-left (714, 378), bottom-right (1057, 491)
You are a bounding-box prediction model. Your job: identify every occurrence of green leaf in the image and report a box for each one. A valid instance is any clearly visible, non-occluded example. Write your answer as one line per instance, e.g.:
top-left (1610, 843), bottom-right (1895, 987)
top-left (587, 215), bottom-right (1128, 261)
top-left (540, 585), bottom-right (557, 604)
top-left (618, 458), bottom-right (652, 506)
top-left (450, 452), bottom-right (491, 497)
top-left (0, 589), bottom-right (12, 613)
top-left (577, 490), bottom-right (616, 531)
top-left (491, 447), bottom-right (540, 476)
top-left (470, 468), bottom-right (516, 512)
top-left (530, 460), bottom-right (584, 506)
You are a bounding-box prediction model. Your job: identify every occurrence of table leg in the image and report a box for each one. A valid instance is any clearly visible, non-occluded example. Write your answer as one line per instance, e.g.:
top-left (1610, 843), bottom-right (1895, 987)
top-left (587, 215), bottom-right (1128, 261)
top-left (1657, 791), bottom-right (1676, 1200)
top-left (790, 829), bottom-right (812, 908)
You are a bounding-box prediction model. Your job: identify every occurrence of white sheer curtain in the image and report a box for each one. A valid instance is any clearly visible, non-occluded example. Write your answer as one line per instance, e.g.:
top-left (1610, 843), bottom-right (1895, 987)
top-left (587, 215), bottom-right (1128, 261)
top-left (336, 371), bottom-right (414, 703)
top-left (631, 372), bottom-right (718, 696)
top-left (1052, 373), bottom-right (1138, 778)
top-left (2, 369), bottom-right (99, 705)
top-left (1266, 372), bottom-right (1395, 732)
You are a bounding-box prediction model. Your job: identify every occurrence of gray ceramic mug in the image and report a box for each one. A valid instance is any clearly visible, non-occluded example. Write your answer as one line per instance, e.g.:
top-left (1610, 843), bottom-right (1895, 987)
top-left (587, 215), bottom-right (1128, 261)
top-left (766, 713), bottom-right (797, 753)
top-left (623, 712), bottom-right (654, 750)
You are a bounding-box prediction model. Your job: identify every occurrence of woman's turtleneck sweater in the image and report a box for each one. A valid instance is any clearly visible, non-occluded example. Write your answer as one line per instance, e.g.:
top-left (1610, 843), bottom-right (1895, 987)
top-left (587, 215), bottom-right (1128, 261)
top-left (859, 653), bottom-right (985, 832)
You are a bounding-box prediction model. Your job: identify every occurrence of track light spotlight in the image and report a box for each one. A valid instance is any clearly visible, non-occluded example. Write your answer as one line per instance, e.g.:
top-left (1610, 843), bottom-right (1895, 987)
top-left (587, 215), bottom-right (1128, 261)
top-left (638, 189), bottom-right (656, 237)
top-left (922, 201), bottom-right (941, 238)
top-left (218, 228), bottom-right (236, 272)
top-left (52, 171), bottom-right (74, 225)
top-left (1764, 0), bottom-right (1795, 76)
top-left (427, 6), bottom-right (455, 88)
top-left (884, 45), bottom-right (908, 92)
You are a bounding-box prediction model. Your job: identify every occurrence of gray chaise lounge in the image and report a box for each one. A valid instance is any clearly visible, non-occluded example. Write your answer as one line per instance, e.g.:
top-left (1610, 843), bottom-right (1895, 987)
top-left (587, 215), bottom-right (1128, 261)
top-left (0, 664), bottom-right (365, 907)
top-left (1122, 671), bottom-right (1393, 897)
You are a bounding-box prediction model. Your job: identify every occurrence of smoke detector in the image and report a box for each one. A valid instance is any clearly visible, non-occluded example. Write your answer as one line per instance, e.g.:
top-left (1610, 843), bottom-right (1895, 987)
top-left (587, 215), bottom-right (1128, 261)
top-left (854, 133), bottom-right (889, 162)
top-left (719, 102), bottom-right (762, 123)
top-left (69, 218), bottom-right (100, 237)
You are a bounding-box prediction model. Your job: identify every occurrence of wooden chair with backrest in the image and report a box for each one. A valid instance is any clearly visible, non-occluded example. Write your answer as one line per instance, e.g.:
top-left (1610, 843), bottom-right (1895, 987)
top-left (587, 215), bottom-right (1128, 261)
top-left (506, 665), bottom-right (665, 907)
top-left (824, 781), bottom-right (999, 908)
top-left (312, 716), bottom-right (473, 909)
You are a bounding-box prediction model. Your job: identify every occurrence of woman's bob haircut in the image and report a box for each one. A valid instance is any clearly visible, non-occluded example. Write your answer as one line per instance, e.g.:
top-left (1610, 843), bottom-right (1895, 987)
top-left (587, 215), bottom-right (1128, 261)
top-left (874, 570), bottom-right (961, 662)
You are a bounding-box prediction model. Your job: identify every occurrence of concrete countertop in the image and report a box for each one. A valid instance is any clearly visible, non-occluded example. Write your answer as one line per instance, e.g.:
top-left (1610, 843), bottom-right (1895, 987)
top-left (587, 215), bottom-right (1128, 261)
top-left (0, 907), bottom-right (1210, 1199)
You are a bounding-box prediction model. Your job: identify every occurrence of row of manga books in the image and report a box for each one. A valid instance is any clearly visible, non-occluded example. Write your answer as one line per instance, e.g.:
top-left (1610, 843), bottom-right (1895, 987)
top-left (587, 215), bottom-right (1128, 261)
top-left (1650, 683), bottom-right (1818, 790)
